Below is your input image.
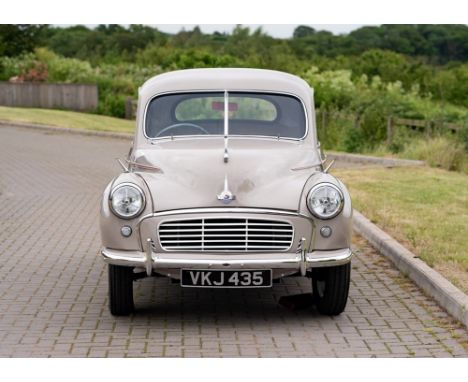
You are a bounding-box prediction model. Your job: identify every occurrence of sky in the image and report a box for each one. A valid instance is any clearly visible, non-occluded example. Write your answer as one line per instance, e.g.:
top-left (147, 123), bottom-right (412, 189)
top-left (148, 24), bottom-right (371, 38)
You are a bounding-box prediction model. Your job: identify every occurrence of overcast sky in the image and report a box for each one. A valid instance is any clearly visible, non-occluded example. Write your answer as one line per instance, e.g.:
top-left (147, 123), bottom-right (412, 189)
top-left (150, 24), bottom-right (371, 37)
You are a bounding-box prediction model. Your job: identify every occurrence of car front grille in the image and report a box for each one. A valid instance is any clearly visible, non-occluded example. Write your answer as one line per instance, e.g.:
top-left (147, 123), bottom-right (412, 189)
top-left (158, 218), bottom-right (294, 252)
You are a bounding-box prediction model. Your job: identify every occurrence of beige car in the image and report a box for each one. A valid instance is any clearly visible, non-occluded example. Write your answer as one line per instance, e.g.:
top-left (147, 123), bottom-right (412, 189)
top-left (100, 68), bottom-right (353, 316)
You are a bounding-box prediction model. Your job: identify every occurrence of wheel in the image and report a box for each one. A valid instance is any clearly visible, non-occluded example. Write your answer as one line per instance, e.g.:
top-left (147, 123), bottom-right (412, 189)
top-left (108, 264), bottom-right (134, 316)
top-left (312, 263), bottom-right (351, 315)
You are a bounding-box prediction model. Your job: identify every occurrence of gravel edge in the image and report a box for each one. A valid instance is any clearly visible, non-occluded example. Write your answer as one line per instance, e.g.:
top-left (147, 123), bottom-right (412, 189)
top-left (353, 209), bottom-right (468, 328)
top-left (328, 151), bottom-right (425, 167)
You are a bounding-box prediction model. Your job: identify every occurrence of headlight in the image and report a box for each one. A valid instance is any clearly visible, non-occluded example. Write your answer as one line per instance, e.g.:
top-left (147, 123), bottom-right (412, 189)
top-left (306, 183), bottom-right (343, 219)
top-left (109, 183), bottom-right (145, 219)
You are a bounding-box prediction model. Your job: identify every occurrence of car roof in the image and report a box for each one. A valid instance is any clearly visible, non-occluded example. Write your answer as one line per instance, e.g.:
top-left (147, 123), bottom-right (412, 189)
top-left (139, 68), bottom-right (314, 103)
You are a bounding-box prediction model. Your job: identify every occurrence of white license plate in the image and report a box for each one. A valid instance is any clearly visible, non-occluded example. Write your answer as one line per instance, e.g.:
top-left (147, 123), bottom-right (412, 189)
top-left (180, 269), bottom-right (272, 288)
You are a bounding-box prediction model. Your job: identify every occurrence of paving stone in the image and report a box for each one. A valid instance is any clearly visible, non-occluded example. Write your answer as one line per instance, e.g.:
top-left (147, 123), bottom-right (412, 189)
top-left (0, 125), bottom-right (467, 358)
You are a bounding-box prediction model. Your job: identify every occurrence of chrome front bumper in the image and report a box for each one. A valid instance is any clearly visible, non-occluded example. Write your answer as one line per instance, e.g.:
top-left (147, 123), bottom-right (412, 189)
top-left (101, 243), bottom-right (353, 278)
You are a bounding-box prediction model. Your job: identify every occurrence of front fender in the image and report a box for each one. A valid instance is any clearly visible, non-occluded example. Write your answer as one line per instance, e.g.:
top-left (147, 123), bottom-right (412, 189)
top-left (100, 172), bottom-right (153, 251)
top-left (298, 172), bottom-right (353, 251)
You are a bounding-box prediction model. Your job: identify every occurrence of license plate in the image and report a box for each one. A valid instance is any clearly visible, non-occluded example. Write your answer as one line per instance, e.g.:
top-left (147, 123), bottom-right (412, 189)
top-left (180, 269), bottom-right (272, 288)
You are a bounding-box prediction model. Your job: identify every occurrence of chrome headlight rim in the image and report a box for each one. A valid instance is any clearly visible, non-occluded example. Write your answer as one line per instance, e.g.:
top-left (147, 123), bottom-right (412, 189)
top-left (306, 182), bottom-right (344, 220)
top-left (109, 182), bottom-right (146, 220)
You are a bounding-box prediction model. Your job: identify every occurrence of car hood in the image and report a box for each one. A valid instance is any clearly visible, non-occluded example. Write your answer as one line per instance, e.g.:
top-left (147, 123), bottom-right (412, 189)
top-left (132, 138), bottom-right (321, 212)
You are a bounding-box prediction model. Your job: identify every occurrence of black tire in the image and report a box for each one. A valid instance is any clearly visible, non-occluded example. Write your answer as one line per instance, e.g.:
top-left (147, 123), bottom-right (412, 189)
top-left (312, 263), bottom-right (351, 316)
top-left (108, 264), bottom-right (134, 316)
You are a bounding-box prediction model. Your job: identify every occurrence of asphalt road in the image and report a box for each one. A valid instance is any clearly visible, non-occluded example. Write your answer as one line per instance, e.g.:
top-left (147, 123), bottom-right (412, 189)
top-left (0, 125), bottom-right (467, 357)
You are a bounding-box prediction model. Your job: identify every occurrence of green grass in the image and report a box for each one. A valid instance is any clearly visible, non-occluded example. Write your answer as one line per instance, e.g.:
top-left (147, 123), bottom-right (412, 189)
top-left (333, 166), bottom-right (468, 293)
top-left (0, 106), bottom-right (134, 133)
top-left (367, 137), bottom-right (468, 174)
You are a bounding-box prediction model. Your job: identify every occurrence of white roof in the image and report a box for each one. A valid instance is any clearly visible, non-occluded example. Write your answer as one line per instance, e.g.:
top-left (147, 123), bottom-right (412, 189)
top-left (139, 68), bottom-right (313, 104)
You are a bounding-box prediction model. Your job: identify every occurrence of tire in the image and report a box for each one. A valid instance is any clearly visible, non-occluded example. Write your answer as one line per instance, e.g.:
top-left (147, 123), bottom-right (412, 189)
top-left (108, 264), bottom-right (134, 316)
top-left (312, 263), bottom-right (351, 316)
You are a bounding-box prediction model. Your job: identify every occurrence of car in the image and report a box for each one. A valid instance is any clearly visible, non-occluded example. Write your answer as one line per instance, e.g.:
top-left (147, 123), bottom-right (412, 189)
top-left (100, 68), bottom-right (353, 316)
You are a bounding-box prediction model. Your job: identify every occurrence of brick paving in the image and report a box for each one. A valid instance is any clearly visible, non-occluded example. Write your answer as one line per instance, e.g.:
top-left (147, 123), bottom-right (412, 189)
top-left (0, 125), bottom-right (467, 357)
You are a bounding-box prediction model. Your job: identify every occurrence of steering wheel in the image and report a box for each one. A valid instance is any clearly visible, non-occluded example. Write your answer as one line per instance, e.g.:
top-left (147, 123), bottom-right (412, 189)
top-left (154, 123), bottom-right (209, 138)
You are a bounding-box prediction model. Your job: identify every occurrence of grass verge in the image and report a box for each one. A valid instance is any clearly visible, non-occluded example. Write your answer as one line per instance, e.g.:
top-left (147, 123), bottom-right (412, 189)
top-left (367, 136), bottom-right (468, 174)
top-left (333, 166), bottom-right (468, 294)
top-left (0, 106), bottom-right (134, 133)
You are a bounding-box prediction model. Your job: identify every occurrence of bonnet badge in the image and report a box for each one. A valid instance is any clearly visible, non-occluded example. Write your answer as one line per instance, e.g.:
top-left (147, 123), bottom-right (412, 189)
top-left (217, 175), bottom-right (236, 204)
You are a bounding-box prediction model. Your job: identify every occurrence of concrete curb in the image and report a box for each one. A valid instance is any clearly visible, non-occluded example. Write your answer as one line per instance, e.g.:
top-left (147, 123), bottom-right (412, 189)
top-left (328, 151), bottom-right (425, 167)
top-left (353, 209), bottom-right (468, 328)
top-left (0, 120), bottom-right (133, 140)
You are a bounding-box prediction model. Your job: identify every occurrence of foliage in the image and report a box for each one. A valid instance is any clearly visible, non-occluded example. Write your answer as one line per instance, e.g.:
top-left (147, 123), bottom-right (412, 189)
top-left (0, 25), bottom-right (45, 56)
top-left (0, 24), bottom-right (467, 165)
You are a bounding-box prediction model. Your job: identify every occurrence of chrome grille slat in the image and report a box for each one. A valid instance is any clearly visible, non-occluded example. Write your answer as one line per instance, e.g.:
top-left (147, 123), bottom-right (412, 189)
top-left (158, 217), bottom-right (294, 252)
top-left (161, 240), bottom-right (292, 243)
top-left (158, 222), bottom-right (291, 226)
top-left (159, 228), bottom-right (293, 233)
top-left (159, 232), bottom-right (290, 238)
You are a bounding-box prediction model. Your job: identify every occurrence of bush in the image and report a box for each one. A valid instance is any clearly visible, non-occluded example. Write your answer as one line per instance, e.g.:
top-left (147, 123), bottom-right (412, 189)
top-left (302, 67), bottom-right (355, 109)
top-left (342, 127), bottom-right (365, 153)
top-left (35, 48), bottom-right (94, 83)
top-left (97, 94), bottom-right (126, 118)
top-left (399, 137), bottom-right (467, 173)
top-left (0, 52), bottom-right (38, 80)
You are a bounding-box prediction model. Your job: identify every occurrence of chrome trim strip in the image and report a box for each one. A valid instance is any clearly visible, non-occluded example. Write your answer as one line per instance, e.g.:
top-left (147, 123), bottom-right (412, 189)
top-left (142, 90), bottom-right (309, 142)
top-left (137, 207), bottom-right (314, 225)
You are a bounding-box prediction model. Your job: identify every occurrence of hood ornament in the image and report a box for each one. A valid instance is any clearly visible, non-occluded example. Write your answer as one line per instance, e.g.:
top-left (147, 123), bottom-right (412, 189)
top-left (217, 175), bottom-right (236, 204)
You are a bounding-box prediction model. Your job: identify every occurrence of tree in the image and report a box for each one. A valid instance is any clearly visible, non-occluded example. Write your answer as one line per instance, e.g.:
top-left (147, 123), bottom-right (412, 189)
top-left (293, 25), bottom-right (315, 39)
top-left (0, 24), bottom-right (47, 56)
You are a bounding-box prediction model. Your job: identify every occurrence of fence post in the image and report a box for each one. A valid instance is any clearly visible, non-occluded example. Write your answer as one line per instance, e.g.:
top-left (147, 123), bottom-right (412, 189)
top-left (125, 97), bottom-right (133, 120)
top-left (426, 120), bottom-right (433, 138)
top-left (386, 116), bottom-right (394, 146)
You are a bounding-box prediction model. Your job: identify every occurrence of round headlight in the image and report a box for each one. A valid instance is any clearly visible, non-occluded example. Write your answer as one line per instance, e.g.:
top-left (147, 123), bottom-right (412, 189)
top-left (109, 183), bottom-right (145, 219)
top-left (307, 183), bottom-right (343, 219)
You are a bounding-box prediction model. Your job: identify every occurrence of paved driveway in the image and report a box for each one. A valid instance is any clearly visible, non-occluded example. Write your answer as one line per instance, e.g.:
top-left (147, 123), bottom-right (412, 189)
top-left (0, 125), bottom-right (467, 357)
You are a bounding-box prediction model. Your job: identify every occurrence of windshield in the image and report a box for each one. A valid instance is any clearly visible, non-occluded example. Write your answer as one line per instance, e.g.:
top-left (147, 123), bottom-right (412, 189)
top-left (145, 92), bottom-right (306, 139)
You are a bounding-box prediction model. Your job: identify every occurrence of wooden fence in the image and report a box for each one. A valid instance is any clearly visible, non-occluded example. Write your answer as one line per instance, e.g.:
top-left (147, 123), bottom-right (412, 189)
top-left (0, 82), bottom-right (98, 112)
top-left (125, 97), bottom-right (138, 119)
top-left (318, 110), bottom-right (466, 145)
top-left (386, 116), bottom-right (464, 144)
